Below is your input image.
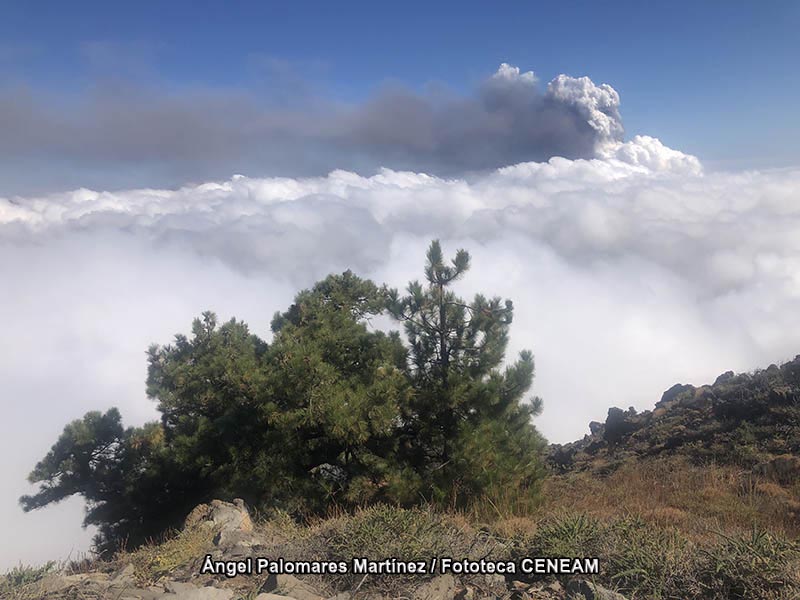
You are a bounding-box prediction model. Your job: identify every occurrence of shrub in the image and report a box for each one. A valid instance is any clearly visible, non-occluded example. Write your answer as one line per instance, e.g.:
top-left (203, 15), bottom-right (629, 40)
top-left (697, 529), bottom-right (800, 599)
top-left (322, 505), bottom-right (459, 563)
top-left (603, 516), bottom-right (693, 599)
top-left (527, 513), bottom-right (605, 559)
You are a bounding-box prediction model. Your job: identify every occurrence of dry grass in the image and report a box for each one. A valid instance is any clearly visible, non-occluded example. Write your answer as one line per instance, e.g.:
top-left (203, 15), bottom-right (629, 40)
top-left (537, 456), bottom-right (800, 542)
top-left (0, 562), bottom-right (56, 600)
top-left (503, 512), bottom-right (800, 600)
top-left (117, 523), bottom-right (216, 584)
top-left (254, 505), bottom-right (495, 597)
top-left (9, 457), bottom-right (799, 600)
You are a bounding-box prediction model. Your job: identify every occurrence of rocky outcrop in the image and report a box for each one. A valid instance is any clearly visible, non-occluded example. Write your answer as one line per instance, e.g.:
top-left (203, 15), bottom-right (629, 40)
top-left (185, 499), bottom-right (253, 532)
top-left (548, 356), bottom-right (800, 474)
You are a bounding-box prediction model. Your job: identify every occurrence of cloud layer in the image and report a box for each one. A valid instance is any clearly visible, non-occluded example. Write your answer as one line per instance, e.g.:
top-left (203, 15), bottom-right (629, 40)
top-left (3, 138), bottom-right (798, 446)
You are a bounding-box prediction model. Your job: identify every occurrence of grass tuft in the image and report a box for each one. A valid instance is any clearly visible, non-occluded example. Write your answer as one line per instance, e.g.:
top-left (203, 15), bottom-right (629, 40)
top-left (121, 524), bottom-right (216, 584)
top-left (0, 562), bottom-right (56, 600)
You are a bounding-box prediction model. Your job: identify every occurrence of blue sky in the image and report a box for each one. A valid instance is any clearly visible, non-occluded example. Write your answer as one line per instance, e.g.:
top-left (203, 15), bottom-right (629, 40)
top-left (2, 0), bottom-right (799, 172)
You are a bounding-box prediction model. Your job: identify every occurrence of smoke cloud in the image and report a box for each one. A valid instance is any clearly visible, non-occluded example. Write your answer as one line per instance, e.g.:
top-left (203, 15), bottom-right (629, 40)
top-left (0, 64), bottom-right (631, 194)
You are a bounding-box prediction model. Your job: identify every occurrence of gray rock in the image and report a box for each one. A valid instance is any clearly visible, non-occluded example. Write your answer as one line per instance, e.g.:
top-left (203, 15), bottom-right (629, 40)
top-left (414, 574), bottom-right (456, 600)
top-left (184, 499), bottom-right (253, 534)
top-left (483, 573), bottom-right (505, 588)
top-left (163, 580), bottom-right (235, 599)
top-left (184, 498), bottom-right (263, 552)
top-left (657, 383), bottom-right (695, 408)
top-left (38, 571), bottom-right (111, 595)
top-left (527, 579), bottom-right (565, 600)
top-left (213, 527), bottom-right (264, 554)
top-left (256, 594), bottom-right (300, 600)
top-left (37, 574), bottom-right (75, 594)
top-left (453, 586), bottom-right (474, 600)
top-left (567, 579), bottom-right (628, 600)
top-left (109, 562), bottom-right (138, 591)
top-left (118, 588), bottom-right (168, 600)
top-left (588, 421), bottom-right (604, 436)
top-left (261, 573), bottom-right (324, 600)
top-left (603, 407), bottom-right (643, 446)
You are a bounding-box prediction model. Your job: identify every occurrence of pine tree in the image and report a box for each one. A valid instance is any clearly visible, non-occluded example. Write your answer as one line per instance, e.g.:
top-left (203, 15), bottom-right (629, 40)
top-left (388, 240), bottom-right (545, 504)
top-left (263, 270), bottom-right (411, 509)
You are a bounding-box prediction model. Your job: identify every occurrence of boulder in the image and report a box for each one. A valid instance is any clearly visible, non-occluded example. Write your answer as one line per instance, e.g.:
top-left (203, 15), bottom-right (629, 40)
top-left (261, 573), bottom-right (324, 600)
top-left (413, 574), bottom-right (456, 600)
top-left (603, 407), bottom-right (642, 446)
top-left (184, 498), bottom-right (261, 551)
top-left (109, 562), bottom-right (137, 588)
top-left (549, 443), bottom-right (577, 471)
top-left (185, 499), bottom-right (253, 533)
top-left (657, 383), bottom-right (694, 409)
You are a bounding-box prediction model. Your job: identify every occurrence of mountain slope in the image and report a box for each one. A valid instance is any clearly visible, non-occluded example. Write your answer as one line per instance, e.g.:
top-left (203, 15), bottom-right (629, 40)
top-left (549, 356), bottom-right (800, 476)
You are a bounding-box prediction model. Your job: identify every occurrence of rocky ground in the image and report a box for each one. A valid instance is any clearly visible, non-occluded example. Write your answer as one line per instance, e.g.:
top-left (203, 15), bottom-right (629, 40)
top-left (10, 499), bottom-right (625, 600)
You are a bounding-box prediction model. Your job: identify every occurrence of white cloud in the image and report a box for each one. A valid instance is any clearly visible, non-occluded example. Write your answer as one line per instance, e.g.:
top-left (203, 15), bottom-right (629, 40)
top-left (546, 74), bottom-right (624, 144)
top-left (3, 142), bottom-right (800, 568)
top-left (491, 63), bottom-right (538, 86)
top-left (597, 135), bottom-right (703, 175)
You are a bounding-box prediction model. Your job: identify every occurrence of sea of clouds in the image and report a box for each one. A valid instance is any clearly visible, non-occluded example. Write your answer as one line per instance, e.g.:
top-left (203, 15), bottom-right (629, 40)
top-left (2, 65), bottom-right (800, 568)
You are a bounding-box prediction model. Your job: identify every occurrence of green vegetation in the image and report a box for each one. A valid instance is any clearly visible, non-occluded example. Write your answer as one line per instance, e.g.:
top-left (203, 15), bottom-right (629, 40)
top-left (85, 504), bottom-right (800, 600)
top-left (504, 512), bottom-right (800, 600)
top-left (0, 562), bottom-right (55, 589)
top-left (126, 525), bottom-right (216, 584)
top-left (0, 562), bottom-right (56, 600)
top-left (20, 240), bottom-right (546, 554)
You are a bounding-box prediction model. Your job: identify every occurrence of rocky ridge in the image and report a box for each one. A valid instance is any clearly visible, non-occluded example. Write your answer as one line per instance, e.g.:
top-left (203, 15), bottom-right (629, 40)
top-left (548, 355), bottom-right (800, 476)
